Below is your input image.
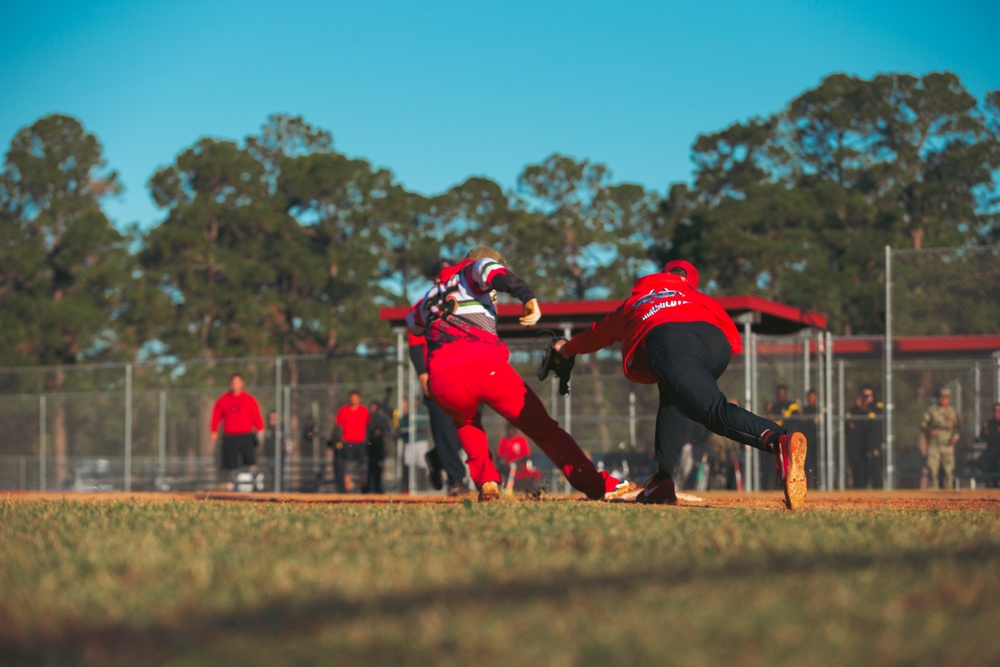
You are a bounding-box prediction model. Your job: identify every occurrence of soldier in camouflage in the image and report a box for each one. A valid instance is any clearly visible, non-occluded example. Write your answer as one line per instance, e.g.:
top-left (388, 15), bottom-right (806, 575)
top-left (919, 387), bottom-right (960, 490)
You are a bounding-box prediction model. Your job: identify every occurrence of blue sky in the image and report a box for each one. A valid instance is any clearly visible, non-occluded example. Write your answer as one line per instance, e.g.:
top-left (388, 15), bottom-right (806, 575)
top-left (2, 0), bottom-right (998, 231)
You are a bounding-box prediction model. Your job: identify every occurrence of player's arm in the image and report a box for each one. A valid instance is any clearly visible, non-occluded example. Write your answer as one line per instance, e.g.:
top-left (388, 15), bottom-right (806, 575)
top-left (406, 299), bottom-right (427, 336)
top-left (470, 259), bottom-right (541, 326)
top-left (559, 302), bottom-right (628, 357)
top-left (210, 397), bottom-right (224, 444)
top-left (251, 396), bottom-right (264, 433)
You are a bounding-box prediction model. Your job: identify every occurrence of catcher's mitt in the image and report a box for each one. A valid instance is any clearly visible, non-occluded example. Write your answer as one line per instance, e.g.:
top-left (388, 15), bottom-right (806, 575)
top-left (538, 334), bottom-right (575, 396)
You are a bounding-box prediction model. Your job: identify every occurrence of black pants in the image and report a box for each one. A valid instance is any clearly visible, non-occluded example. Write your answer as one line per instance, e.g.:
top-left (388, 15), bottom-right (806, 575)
top-left (335, 442), bottom-right (366, 493)
top-left (221, 433), bottom-right (257, 470)
top-left (366, 443), bottom-right (384, 493)
top-left (426, 397), bottom-right (466, 486)
top-left (646, 322), bottom-right (781, 476)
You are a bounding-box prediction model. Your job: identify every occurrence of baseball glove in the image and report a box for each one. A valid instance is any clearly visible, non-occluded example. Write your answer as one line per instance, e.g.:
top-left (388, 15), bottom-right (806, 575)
top-left (538, 334), bottom-right (575, 396)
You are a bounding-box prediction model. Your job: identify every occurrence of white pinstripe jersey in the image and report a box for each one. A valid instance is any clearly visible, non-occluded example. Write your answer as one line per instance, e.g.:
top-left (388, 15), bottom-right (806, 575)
top-left (406, 258), bottom-right (511, 361)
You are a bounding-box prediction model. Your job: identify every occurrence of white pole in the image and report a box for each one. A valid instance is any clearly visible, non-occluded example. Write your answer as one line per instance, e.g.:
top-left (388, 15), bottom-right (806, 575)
top-left (563, 326), bottom-right (572, 435)
top-left (396, 328), bottom-right (405, 492)
top-left (278, 385), bottom-right (290, 493)
top-left (974, 363), bottom-right (982, 434)
top-left (802, 335), bottom-right (810, 403)
top-left (158, 390), bottom-right (166, 487)
top-left (884, 245), bottom-right (894, 491)
top-left (124, 364), bottom-right (133, 492)
top-left (825, 332), bottom-right (834, 491)
top-left (743, 319), bottom-right (753, 493)
top-left (39, 395), bottom-right (46, 491)
top-left (816, 332), bottom-right (826, 490)
top-left (275, 357), bottom-right (282, 492)
top-left (408, 344), bottom-right (418, 494)
top-left (838, 359), bottom-right (846, 490)
top-left (628, 392), bottom-right (636, 449)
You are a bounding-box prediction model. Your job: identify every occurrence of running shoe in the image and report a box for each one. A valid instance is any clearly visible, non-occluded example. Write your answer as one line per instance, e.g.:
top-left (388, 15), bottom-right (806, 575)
top-left (775, 432), bottom-right (808, 510)
top-left (635, 473), bottom-right (678, 505)
top-left (603, 480), bottom-right (639, 501)
top-left (478, 481), bottom-right (501, 502)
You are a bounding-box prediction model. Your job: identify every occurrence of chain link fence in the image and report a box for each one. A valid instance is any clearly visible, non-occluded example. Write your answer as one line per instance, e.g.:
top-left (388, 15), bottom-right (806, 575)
top-left (2, 246), bottom-right (998, 494)
top-left (889, 245), bottom-right (1000, 489)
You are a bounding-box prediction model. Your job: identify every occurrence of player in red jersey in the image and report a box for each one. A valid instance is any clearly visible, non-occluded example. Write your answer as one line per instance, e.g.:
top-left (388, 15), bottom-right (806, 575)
top-left (211, 373), bottom-right (265, 487)
top-left (331, 390), bottom-right (371, 493)
top-left (555, 260), bottom-right (807, 509)
top-left (498, 425), bottom-right (542, 490)
top-left (407, 246), bottom-right (624, 502)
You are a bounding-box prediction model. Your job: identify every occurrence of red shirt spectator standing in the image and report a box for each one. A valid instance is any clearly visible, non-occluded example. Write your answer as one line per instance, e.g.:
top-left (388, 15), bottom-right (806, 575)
top-left (331, 390), bottom-right (370, 493)
top-left (211, 373), bottom-right (265, 479)
top-left (498, 426), bottom-right (542, 485)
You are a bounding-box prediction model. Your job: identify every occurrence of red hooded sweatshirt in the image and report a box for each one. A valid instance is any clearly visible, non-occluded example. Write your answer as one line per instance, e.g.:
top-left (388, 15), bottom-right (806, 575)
top-left (562, 261), bottom-right (741, 384)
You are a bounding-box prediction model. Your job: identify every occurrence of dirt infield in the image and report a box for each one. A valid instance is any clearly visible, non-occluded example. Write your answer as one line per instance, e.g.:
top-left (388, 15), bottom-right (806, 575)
top-left (5, 488), bottom-right (1000, 511)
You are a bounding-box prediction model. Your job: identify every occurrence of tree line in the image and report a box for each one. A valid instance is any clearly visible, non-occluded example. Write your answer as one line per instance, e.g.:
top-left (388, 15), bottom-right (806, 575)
top-left (2, 71), bottom-right (998, 368)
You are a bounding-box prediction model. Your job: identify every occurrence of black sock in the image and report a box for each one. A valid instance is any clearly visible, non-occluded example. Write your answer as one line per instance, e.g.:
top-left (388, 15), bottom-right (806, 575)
top-left (760, 430), bottom-right (782, 456)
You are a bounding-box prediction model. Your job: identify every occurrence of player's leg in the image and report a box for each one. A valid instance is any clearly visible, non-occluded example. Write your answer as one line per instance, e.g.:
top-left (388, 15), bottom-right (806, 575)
top-left (220, 436), bottom-right (240, 489)
top-left (477, 360), bottom-right (617, 499)
top-left (646, 323), bottom-right (780, 450)
top-left (926, 445), bottom-right (941, 489)
top-left (942, 446), bottom-right (955, 490)
top-left (428, 366), bottom-right (502, 489)
top-left (426, 398), bottom-right (467, 489)
top-left (647, 322), bottom-right (807, 508)
top-left (653, 400), bottom-right (690, 477)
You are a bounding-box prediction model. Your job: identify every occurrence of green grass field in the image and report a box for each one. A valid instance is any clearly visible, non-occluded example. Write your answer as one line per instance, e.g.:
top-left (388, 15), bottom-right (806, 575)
top-left (2, 497), bottom-right (999, 667)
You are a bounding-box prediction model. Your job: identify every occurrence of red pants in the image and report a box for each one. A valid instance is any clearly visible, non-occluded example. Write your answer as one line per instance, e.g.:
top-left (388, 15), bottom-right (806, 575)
top-left (429, 358), bottom-right (616, 498)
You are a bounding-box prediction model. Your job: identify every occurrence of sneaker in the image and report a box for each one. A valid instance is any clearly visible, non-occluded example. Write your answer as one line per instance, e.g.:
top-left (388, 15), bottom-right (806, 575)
top-left (775, 432), bottom-right (808, 510)
top-left (446, 483), bottom-right (465, 497)
top-left (424, 450), bottom-right (443, 491)
top-left (636, 473), bottom-right (678, 505)
top-left (478, 481), bottom-right (501, 502)
top-left (603, 480), bottom-right (639, 501)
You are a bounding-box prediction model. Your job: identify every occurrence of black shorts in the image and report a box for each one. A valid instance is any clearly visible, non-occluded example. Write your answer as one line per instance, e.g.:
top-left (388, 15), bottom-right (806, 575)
top-left (221, 433), bottom-right (258, 470)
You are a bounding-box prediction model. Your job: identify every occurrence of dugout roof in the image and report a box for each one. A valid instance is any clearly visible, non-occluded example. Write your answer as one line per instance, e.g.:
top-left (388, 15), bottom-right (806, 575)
top-left (378, 294), bottom-right (828, 339)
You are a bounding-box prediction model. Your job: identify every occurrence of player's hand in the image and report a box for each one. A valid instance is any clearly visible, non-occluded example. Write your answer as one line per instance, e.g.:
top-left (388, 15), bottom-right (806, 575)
top-left (419, 373), bottom-right (430, 399)
top-left (520, 298), bottom-right (541, 326)
top-left (553, 339), bottom-right (568, 358)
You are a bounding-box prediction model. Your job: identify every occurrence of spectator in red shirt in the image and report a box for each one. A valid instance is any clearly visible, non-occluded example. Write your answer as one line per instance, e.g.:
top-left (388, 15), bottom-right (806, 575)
top-left (330, 390), bottom-right (370, 493)
top-left (211, 373), bottom-right (265, 486)
top-left (498, 425), bottom-right (542, 490)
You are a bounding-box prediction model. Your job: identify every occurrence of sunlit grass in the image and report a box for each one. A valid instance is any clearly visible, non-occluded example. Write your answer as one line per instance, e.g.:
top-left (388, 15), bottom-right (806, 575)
top-left (1, 499), bottom-right (998, 666)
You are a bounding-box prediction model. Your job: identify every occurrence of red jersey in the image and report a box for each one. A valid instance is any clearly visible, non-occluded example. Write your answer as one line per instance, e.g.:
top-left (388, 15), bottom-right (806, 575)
top-left (498, 435), bottom-right (531, 465)
top-left (336, 405), bottom-right (370, 443)
top-left (211, 391), bottom-right (264, 435)
top-left (563, 263), bottom-right (741, 384)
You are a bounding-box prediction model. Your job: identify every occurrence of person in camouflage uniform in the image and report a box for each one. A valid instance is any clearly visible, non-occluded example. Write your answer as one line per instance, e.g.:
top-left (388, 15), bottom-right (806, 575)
top-left (920, 387), bottom-right (960, 490)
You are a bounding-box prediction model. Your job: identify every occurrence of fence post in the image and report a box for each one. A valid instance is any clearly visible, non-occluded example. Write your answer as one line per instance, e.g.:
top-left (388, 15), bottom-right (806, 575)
top-left (742, 319), bottom-right (753, 492)
top-left (974, 363), bottom-right (982, 435)
top-left (396, 328), bottom-right (405, 492)
top-left (838, 359), bottom-right (846, 490)
top-left (275, 357), bottom-right (283, 493)
top-left (563, 326), bottom-right (572, 435)
top-left (279, 385), bottom-right (290, 493)
top-left (995, 352), bottom-right (1000, 402)
top-left (39, 395), bottom-right (46, 491)
top-left (825, 331), bottom-right (834, 492)
top-left (125, 364), bottom-right (133, 492)
top-left (408, 345), bottom-right (419, 494)
top-left (158, 390), bottom-right (166, 489)
top-left (628, 392), bottom-right (636, 450)
top-left (885, 245), bottom-right (894, 491)
top-left (816, 332), bottom-right (826, 490)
